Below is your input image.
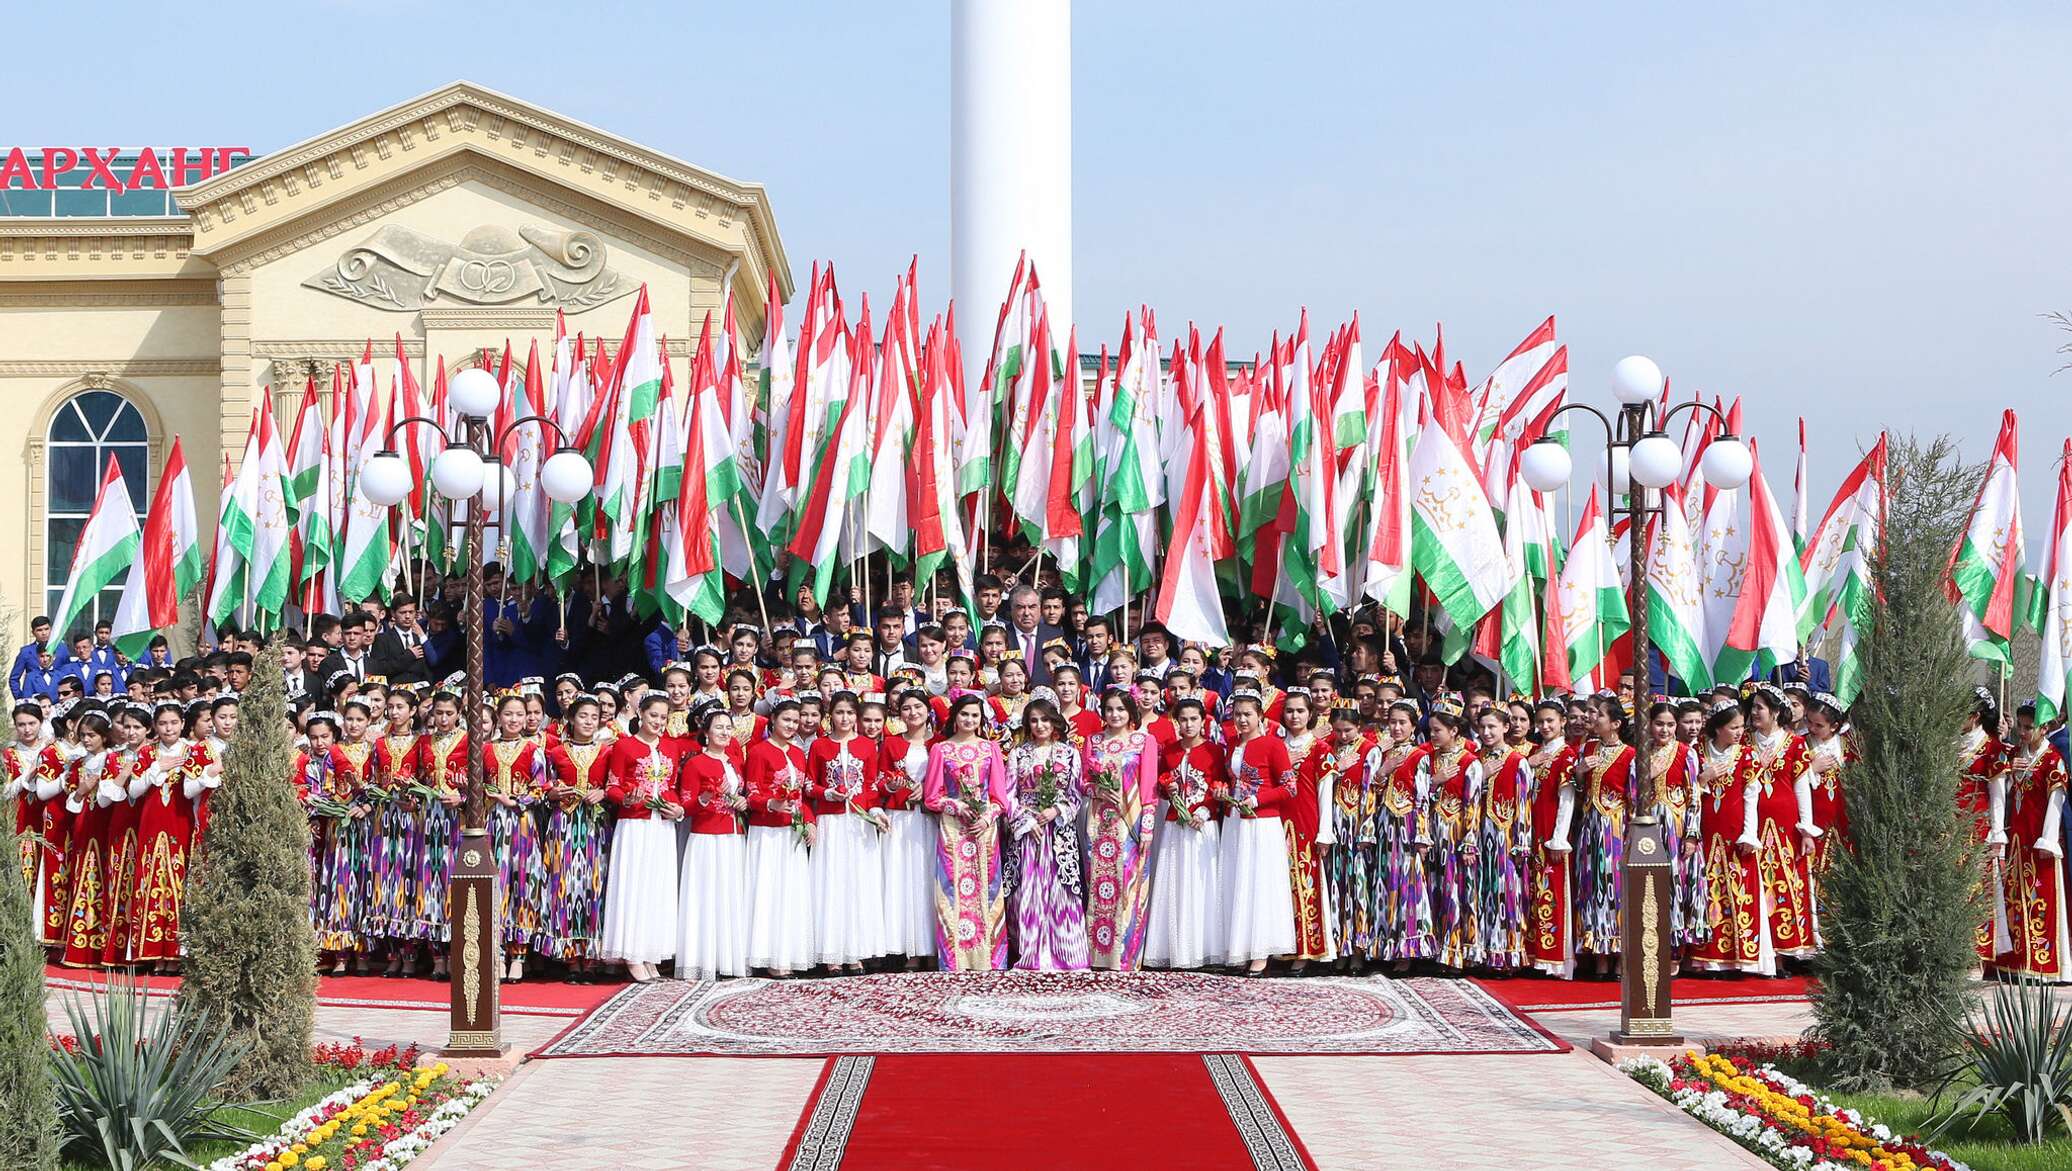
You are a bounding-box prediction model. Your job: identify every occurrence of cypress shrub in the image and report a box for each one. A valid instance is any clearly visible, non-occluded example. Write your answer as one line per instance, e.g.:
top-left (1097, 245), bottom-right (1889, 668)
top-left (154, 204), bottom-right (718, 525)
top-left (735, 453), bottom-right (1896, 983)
top-left (1808, 435), bottom-right (1982, 1090)
top-left (179, 636), bottom-right (316, 1098)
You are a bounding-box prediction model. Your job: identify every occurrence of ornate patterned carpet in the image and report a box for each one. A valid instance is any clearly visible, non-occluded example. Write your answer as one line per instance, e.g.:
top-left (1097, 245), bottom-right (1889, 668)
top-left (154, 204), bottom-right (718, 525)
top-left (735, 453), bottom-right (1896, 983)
top-left (534, 970), bottom-right (1567, 1057)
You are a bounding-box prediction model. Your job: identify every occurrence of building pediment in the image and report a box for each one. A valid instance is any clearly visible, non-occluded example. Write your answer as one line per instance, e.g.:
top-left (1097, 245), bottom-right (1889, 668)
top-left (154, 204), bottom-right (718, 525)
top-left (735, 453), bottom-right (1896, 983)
top-left (175, 80), bottom-right (790, 315)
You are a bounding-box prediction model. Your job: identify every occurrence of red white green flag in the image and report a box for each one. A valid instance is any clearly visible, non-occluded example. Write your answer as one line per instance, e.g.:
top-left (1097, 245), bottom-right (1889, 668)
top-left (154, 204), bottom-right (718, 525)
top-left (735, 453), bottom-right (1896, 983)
top-left (2036, 439), bottom-right (2072, 722)
top-left (52, 456), bottom-right (140, 639)
top-left (1944, 409), bottom-right (2030, 665)
top-left (1552, 485), bottom-right (1629, 691)
top-left (111, 437), bottom-right (199, 656)
top-left (1801, 435), bottom-right (1887, 705)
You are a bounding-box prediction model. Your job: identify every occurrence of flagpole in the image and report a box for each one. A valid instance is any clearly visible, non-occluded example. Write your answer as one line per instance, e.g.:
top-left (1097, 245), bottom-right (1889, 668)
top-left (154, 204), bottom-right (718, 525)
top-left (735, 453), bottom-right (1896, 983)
top-left (730, 495), bottom-right (774, 635)
top-left (397, 508), bottom-right (416, 597)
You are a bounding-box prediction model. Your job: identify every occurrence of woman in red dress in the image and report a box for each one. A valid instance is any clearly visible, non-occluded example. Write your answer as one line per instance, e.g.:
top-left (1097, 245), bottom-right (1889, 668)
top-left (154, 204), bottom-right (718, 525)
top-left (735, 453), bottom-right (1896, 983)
top-left (1741, 685), bottom-right (1819, 962)
top-left (132, 701), bottom-right (204, 972)
top-left (1280, 692), bottom-right (1335, 971)
top-left (59, 712), bottom-right (119, 968)
top-left (1991, 703), bottom-right (2069, 980)
top-left (1958, 687), bottom-right (2008, 965)
top-left (1523, 699), bottom-right (1578, 978)
top-left (99, 704), bottom-right (150, 967)
top-left (880, 690), bottom-right (939, 968)
top-left (1687, 701), bottom-right (1768, 973)
top-left (1801, 693), bottom-right (1855, 877)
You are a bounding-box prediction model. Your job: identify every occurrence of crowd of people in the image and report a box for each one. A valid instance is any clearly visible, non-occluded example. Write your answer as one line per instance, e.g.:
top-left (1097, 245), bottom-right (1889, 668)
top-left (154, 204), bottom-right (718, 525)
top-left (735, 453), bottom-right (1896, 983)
top-left (5, 567), bottom-right (2068, 988)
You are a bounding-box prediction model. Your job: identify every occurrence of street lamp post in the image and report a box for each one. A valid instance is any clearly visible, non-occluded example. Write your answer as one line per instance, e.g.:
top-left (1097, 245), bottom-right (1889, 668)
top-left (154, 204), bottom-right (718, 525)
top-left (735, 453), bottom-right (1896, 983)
top-left (1520, 355), bottom-right (1750, 1047)
top-left (361, 365), bottom-right (593, 1059)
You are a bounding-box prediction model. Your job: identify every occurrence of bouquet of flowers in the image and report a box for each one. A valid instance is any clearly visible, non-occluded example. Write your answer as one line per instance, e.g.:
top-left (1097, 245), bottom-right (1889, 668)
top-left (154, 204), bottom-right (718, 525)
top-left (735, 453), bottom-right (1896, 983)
top-left (1090, 761), bottom-right (1124, 804)
top-left (782, 764), bottom-right (811, 844)
top-left (636, 752), bottom-right (673, 814)
top-left (954, 763), bottom-right (989, 822)
top-left (1031, 757), bottom-right (1066, 812)
top-left (1170, 763), bottom-right (1208, 833)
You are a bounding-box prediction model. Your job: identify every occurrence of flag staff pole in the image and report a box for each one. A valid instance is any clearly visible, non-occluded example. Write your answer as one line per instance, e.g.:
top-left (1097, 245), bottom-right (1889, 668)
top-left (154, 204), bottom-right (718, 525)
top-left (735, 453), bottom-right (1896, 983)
top-left (731, 495), bottom-right (773, 635)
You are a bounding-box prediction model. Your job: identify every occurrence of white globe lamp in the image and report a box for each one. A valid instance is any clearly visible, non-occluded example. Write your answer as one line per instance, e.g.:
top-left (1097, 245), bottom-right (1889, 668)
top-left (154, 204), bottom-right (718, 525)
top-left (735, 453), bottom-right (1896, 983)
top-left (482, 462), bottom-right (518, 517)
top-left (1610, 355), bottom-right (1664, 406)
top-left (430, 445), bottom-right (486, 499)
top-left (1629, 432), bottom-right (1684, 490)
top-left (1605, 445), bottom-right (1631, 496)
top-left (1519, 439), bottom-right (1572, 494)
top-left (361, 450), bottom-right (413, 507)
top-left (541, 448), bottom-right (593, 504)
top-left (1701, 435), bottom-right (1754, 490)
top-left (449, 367), bottom-right (501, 420)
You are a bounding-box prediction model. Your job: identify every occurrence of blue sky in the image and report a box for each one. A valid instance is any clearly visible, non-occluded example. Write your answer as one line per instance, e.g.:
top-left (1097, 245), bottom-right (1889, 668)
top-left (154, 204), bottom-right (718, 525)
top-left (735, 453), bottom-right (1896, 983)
top-left (13, 1), bottom-right (2072, 522)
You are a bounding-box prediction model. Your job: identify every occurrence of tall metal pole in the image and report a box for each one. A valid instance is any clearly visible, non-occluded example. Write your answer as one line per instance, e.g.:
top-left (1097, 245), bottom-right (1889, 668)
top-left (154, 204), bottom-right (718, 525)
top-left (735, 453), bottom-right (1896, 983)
top-left (1613, 398), bottom-right (1677, 1048)
top-left (447, 413), bottom-right (501, 1058)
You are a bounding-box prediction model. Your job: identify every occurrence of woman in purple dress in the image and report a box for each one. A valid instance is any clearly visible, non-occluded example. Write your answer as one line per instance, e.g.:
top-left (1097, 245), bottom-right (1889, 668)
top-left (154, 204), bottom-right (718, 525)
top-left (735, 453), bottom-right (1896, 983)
top-left (1082, 691), bottom-right (1160, 971)
top-left (1004, 700), bottom-right (1089, 970)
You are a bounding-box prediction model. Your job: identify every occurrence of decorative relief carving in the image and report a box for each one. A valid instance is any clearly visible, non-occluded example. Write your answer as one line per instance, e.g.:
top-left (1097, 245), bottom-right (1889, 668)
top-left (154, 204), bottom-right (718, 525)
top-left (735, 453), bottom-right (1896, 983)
top-left (302, 222), bottom-right (633, 312)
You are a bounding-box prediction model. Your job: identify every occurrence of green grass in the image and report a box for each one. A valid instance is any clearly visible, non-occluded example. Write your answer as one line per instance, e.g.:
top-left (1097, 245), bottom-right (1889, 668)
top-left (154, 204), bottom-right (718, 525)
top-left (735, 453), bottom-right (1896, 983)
top-left (1817, 1087), bottom-right (2072, 1171)
top-left (58, 1067), bottom-right (365, 1171)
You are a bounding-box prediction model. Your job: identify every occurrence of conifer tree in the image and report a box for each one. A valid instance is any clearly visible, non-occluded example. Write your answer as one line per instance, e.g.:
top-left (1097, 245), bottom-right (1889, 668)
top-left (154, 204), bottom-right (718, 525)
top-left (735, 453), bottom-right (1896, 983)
top-left (0, 685), bottom-right (59, 1170)
top-left (1809, 435), bottom-right (1982, 1090)
top-left (179, 636), bottom-right (315, 1098)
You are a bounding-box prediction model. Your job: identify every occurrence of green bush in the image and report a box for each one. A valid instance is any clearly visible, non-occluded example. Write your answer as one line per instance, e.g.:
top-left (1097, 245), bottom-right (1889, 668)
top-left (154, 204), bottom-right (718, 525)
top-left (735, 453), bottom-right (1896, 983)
top-left (0, 678), bottom-right (59, 1170)
top-left (178, 637), bottom-right (316, 1099)
top-left (1809, 435), bottom-right (1981, 1090)
top-left (48, 978), bottom-right (257, 1170)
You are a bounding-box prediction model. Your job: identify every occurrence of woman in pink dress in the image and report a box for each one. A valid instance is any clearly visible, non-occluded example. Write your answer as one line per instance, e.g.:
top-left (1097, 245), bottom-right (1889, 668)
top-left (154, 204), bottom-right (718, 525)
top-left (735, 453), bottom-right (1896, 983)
top-left (922, 695), bottom-right (1016, 971)
top-left (1082, 690), bottom-right (1160, 971)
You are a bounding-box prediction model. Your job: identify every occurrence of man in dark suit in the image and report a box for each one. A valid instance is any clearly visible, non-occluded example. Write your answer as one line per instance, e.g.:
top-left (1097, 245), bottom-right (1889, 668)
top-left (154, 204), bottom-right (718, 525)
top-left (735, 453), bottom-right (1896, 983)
top-left (1077, 614), bottom-right (1118, 695)
top-left (367, 595), bottom-right (433, 685)
top-left (317, 610), bottom-right (377, 687)
top-left (1002, 586), bottom-right (1065, 686)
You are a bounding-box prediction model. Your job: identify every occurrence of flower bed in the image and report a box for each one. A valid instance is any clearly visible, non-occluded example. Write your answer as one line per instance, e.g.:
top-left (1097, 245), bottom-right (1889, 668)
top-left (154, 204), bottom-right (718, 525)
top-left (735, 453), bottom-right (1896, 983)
top-left (1621, 1051), bottom-right (1970, 1171)
top-left (202, 1063), bottom-right (495, 1171)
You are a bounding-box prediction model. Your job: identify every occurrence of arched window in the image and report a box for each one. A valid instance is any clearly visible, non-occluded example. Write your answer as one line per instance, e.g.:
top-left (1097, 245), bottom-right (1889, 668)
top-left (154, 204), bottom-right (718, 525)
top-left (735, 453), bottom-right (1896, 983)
top-left (46, 390), bottom-right (149, 638)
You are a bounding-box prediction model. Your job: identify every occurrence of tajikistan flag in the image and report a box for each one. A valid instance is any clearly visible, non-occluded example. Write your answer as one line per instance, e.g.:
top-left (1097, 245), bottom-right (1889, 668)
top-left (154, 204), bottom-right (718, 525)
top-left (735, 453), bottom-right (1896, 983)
top-left (52, 457), bottom-right (140, 638)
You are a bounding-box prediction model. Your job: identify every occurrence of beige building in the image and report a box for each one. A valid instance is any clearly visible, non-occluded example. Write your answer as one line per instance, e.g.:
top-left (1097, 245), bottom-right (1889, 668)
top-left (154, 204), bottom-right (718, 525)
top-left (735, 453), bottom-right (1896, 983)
top-left (0, 81), bottom-right (790, 643)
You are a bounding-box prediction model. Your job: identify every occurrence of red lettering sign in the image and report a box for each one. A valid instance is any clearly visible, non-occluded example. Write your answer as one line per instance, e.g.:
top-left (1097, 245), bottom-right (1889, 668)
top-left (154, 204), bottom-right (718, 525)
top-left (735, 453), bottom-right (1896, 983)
top-left (0, 148), bottom-right (253, 191)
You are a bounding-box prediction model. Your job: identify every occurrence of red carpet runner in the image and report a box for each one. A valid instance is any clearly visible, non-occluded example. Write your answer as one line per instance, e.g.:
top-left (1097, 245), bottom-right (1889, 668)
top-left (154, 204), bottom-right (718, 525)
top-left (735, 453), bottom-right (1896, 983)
top-left (779, 1053), bottom-right (1314, 1171)
top-left (44, 965), bottom-right (621, 1017)
top-left (1471, 972), bottom-right (1815, 1013)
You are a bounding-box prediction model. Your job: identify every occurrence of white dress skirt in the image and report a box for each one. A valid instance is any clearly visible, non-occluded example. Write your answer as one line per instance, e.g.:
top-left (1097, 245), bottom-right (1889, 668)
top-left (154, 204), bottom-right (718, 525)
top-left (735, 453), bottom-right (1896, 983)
top-left (1144, 815), bottom-right (1224, 968)
top-left (881, 808), bottom-right (939, 959)
top-left (600, 818), bottom-right (681, 964)
top-left (810, 812), bottom-right (888, 965)
top-left (676, 832), bottom-right (749, 980)
top-left (746, 824), bottom-right (815, 971)
top-left (1219, 814), bottom-right (1298, 962)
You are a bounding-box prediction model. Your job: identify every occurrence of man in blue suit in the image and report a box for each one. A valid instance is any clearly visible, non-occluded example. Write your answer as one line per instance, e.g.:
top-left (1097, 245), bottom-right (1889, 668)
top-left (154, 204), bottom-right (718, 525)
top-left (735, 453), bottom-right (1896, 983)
top-left (13, 645), bottom-right (61, 701)
top-left (8, 615), bottom-right (54, 699)
top-left (1767, 643), bottom-right (1833, 693)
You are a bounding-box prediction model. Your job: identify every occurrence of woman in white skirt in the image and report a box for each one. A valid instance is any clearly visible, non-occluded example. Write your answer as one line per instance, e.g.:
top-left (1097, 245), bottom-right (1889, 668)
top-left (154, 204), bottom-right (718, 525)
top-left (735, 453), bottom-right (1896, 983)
top-left (1218, 692), bottom-right (1298, 974)
top-left (1145, 698), bottom-right (1226, 969)
top-left (600, 694), bottom-right (685, 982)
top-left (743, 699), bottom-right (815, 977)
top-left (675, 708), bottom-right (750, 981)
top-left (875, 692), bottom-right (938, 968)
top-left (806, 693), bottom-right (890, 973)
